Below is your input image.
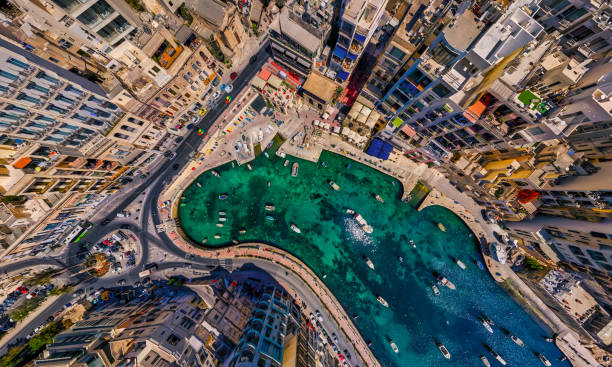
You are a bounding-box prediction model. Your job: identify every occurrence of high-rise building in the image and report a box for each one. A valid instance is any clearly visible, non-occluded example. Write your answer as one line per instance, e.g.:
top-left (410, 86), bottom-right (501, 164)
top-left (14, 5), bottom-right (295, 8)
top-left (268, 0), bottom-right (333, 78)
top-left (329, 0), bottom-right (388, 83)
top-left (506, 216), bottom-right (612, 308)
top-left (0, 37), bottom-right (161, 261)
top-left (535, 0), bottom-right (611, 61)
top-left (227, 286), bottom-right (293, 367)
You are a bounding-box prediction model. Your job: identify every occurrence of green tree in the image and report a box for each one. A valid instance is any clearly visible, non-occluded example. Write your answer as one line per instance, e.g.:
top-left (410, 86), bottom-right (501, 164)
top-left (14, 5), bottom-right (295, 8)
top-left (10, 298), bottom-right (44, 322)
top-left (48, 286), bottom-right (72, 296)
top-left (525, 257), bottom-right (544, 271)
top-left (23, 269), bottom-right (57, 287)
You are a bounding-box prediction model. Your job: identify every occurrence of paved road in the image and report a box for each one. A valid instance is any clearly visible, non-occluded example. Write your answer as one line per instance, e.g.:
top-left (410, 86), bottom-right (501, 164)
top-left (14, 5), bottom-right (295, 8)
top-left (0, 43), bottom-right (274, 353)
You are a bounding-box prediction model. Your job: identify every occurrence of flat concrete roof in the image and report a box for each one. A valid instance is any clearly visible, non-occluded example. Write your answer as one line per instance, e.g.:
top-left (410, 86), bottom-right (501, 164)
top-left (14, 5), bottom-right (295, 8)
top-left (444, 11), bottom-right (484, 51)
top-left (549, 161), bottom-right (612, 191)
top-left (302, 72), bottom-right (336, 102)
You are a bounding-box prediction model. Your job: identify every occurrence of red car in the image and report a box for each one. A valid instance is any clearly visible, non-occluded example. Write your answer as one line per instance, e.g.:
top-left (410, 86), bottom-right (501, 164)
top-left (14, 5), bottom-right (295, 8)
top-left (16, 286), bottom-right (28, 294)
top-left (230, 72), bottom-right (238, 80)
top-left (102, 240), bottom-right (112, 246)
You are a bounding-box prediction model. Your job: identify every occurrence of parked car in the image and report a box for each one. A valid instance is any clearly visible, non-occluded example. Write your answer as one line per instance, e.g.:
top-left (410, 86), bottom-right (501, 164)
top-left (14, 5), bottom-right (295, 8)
top-left (230, 72), bottom-right (237, 80)
top-left (120, 224), bottom-right (131, 229)
top-left (101, 218), bottom-right (111, 225)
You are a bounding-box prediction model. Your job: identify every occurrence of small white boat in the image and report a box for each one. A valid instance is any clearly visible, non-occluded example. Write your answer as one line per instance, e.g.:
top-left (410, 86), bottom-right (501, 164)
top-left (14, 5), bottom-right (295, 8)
top-left (510, 334), bottom-right (524, 347)
top-left (375, 194), bottom-right (384, 203)
top-left (480, 355), bottom-right (490, 367)
top-left (436, 342), bottom-right (450, 359)
top-left (218, 217), bottom-right (227, 222)
top-left (456, 259), bottom-right (466, 270)
top-left (389, 339), bottom-right (399, 353)
top-left (489, 348), bottom-right (506, 365)
top-left (480, 318), bottom-right (493, 333)
top-left (437, 275), bottom-right (456, 290)
top-left (290, 224), bottom-right (301, 234)
top-left (284, 159), bottom-right (289, 167)
top-left (537, 353), bottom-right (551, 366)
top-left (247, 164), bottom-right (252, 171)
top-left (354, 213), bottom-right (373, 234)
top-left (410, 239), bottom-right (416, 248)
top-left (376, 295), bottom-right (388, 307)
top-left (438, 223), bottom-right (446, 232)
top-left (265, 204), bottom-right (275, 211)
top-left (328, 180), bottom-right (340, 191)
top-left (214, 234), bottom-right (221, 239)
top-left (196, 182), bottom-right (202, 188)
top-left (264, 152), bottom-right (269, 158)
top-left (291, 162), bottom-right (299, 177)
top-left (216, 223), bottom-right (224, 228)
top-left (218, 211), bottom-right (226, 216)
top-left (431, 284), bottom-right (440, 295)
top-left (364, 256), bottom-right (375, 270)
top-left (346, 209), bottom-right (355, 215)
top-left (211, 170), bottom-right (220, 177)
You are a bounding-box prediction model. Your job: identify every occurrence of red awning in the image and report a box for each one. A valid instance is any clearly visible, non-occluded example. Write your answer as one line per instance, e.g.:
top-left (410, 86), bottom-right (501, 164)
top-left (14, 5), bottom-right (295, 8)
top-left (12, 157), bottom-right (32, 169)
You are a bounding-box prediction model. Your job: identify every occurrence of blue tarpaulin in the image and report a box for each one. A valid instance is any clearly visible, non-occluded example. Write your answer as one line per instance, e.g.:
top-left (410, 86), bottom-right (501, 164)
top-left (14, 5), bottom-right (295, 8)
top-left (337, 70), bottom-right (350, 81)
top-left (366, 138), bottom-right (393, 160)
top-left (354, 33), bottom-right (367, 43)
top-left (333, 46), bottom-right (347, 59)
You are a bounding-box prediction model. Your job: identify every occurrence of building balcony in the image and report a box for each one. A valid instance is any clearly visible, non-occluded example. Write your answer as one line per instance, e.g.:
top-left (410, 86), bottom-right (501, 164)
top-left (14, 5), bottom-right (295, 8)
top-left (342, 59), bottom-right (355, 72)
top-left (350, 41), bottom-right (363, 54)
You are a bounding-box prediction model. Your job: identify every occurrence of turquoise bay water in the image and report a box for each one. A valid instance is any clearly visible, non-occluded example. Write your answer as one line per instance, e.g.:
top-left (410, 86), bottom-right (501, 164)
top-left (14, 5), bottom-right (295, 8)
top-left (179, 146), bottom-right (569, 367)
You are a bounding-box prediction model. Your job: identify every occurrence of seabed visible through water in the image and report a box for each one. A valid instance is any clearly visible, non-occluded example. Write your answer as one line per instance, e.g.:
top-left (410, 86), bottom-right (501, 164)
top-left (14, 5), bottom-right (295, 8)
top-left (179, 141), bottom-right (569, 367)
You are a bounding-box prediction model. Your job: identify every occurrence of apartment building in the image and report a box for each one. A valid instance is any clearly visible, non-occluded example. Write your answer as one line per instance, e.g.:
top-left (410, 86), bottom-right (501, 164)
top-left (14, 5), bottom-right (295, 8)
top-left (36, 291), bottom-right (219, 367)
top-left (329, 0), bottom-right (388, 83)
top-left (269, 0), bottom-right (333, 78)
top-left (148, 44), bottom-right (217, 125)
top-left (535, 0), bottom-right (611, 61)
top-left (227, 287), bottom-right (294, 367)
top-left (506, 216), bottom-right (612, 307)
top-left (375, 0), bottom-right (548, 162)
top-left (360, 0), bottom-right (446, 104)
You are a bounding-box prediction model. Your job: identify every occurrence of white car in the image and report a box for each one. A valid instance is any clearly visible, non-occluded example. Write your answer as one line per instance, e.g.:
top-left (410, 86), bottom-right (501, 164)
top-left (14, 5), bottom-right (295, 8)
top-left (225, 84), bottom-right (233, 93)
top-left (212, 90), bottom-right (221, 101)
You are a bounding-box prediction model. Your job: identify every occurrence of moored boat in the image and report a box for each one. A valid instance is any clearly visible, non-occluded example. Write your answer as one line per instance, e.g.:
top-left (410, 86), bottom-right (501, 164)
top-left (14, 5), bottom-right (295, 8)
top-left (354, 213), bottom-right (373, 234)
top-left (456, 259), bottom-right (467, 270)
top-left (376, 295), bottom-right (388, 307)
top-left (537, 353), bottom-right (551, 366)
top-left (431, 284), bottom-right (440, 295)
top-left (214, 234), bottom-right (221, 239)
top-left (363, 256), bottom-right (375, 270)
top-left (216, 223), bottom-right (224, 227)
top-left (265, 215), bottom-right (275, 221)
top-left (486, 346), bottom-right (506, 366)
top-left (196, 182), bottom-right (202, 188)
top-left (211, 170), bottom-right (220, 177)
top-left (346, 208), bottom-right (355, 215)
top-left (437, 275), bottom-right (456, 290)
top-left (410, 239), bottom-right (416, 248)
top-left (438, 223), bottom-right (447, 232)
top-left (264, 151), bottom-right (269, 158)
top-left (328, 180), bottom-right (340, 191)
top-left (480, 318), bottom-right (493, 333)
top-left (219, 194), bottom-right (228, 200)
top-left (389, 339), bottom-right (399, 354)
top-left (265, 204), bottom-right (276, 211)
top-left (219, 211), bottom-right (226, 216)
top-left (510, 334), bottom-right (524, 347)
top-left (218, 217), bottom-right (227, 222)
top-left (375, 194), bottom-right (385, 203)
top-left (284, 159), bottom-right (289, 166)
top-left (247, 164), bottom-right (252, 171)
top-left (436, 342), bottom-right (450, 359)
top-left (291, 162), bottom-right (299, 177)
top-left (477, 260), bottom-right (485, 270)
top-left (480, 355), bottom-right (490, 367)
top-left (290, 224), bottom-right (301, 233)
top-left (482, 314), bottom-right (494, 325)
top-left (239, 228), bottom-right (246, 234)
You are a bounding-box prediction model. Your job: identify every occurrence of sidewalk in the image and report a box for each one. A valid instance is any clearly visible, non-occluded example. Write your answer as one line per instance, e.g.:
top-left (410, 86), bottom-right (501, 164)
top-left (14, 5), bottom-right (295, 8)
top-left (0, 295), bottom-right (59, 351)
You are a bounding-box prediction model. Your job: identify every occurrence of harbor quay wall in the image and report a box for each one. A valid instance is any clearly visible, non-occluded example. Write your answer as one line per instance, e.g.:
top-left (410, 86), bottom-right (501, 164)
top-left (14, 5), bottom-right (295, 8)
top-left (161, 178), bottom-right (380, 367)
